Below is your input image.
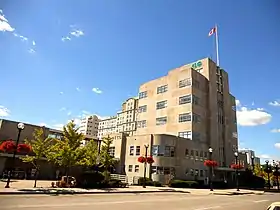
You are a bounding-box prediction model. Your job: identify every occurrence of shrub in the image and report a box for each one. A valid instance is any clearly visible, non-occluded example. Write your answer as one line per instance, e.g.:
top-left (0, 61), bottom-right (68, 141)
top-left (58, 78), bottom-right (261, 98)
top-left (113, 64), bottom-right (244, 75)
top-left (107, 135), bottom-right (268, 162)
top-left (76, 171), bottom-right (105, 188)
top-left (138, 177), bottom-right (152, 185)
top-left (169, 180), bottom-right (199, 188)
top-left (153, 181), bottom-right (162, 187)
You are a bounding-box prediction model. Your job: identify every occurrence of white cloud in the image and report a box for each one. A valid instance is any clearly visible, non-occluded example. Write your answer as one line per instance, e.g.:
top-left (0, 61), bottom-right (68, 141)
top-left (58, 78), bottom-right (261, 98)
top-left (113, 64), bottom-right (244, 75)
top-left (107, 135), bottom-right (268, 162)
top-left (271, 129), bottom-right (280, 133)
top-left (59, 107), bottom-right (66, 111)
top-left (60, 91), bottom-right (64, 95)
top-left (96, 115), bottom-right (110, 120)
top-left (70, 29), bottom-right (84, 37)
top-left (92, 87), bottom-right (102, 94)
top-left (52, 124), bottom-right (64, 130)
top-left (259, 154), bottom-right (271, 159)
top-left (0, 105), bottom-right (10, 117)
top-left (68, 118), bottom-right (81, 126)
top-left (62, 36), bottom-right (71, 42)
top-left (13, 33), bottom-right (28, 41)
top-left (235, 100), bottom-right (241, 107)
top-left (236, 100), bottom-right (272, 126)
top-left (275, 143), bottom-right (280, 149)
top-left (269, 100), bottom-right (280, 107)
top-left (0, 15), bottom-right (8, 22)
top-left (76, 87), bottom-right (81, 91)
top-left (67, 111), bottom-right (72, 116)
top-left (28, 49), bottom-right (35, 54)
top-left (39, 123), bottom-right (48, 127)
top-left (32, 40), bottom-right (36, 46)
top-left (0, 19), bottom-right (14, 32)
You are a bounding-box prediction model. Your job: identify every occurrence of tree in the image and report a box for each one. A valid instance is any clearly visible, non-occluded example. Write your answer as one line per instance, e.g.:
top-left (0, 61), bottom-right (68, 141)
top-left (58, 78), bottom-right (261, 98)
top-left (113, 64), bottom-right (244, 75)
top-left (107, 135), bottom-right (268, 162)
top-left (20, 128), bottom-right (53, 187)
top-left (46, 121), bottom-right (84, 182)
top-left (77, 139), bottom-right (99, 169)
top-left (99, 135), bottom-right (118, 182)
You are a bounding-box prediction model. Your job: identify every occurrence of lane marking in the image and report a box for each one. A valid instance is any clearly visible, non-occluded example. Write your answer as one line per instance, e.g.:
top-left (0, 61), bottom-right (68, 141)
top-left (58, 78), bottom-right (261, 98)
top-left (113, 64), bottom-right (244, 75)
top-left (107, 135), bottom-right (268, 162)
top-left (194, 206), bottom-right (221, 210)
top-left (253, 200), bottom-right (269, 203)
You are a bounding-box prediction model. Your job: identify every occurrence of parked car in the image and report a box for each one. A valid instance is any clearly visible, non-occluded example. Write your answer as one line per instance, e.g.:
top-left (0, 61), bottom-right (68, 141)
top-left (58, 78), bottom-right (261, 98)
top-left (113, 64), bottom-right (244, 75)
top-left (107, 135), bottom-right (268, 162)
top-left (267, 202), bottom-right (280, 210)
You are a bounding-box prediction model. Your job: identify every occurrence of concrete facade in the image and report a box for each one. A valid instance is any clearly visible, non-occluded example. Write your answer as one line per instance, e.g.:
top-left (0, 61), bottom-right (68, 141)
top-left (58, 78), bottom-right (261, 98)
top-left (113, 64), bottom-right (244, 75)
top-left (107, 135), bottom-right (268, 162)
top-left (97, 116), bottom-right (117, 139)
top-left (79, 115), bottom-right (100, 138)
top-left (135, 58), bottom-right (238, 168)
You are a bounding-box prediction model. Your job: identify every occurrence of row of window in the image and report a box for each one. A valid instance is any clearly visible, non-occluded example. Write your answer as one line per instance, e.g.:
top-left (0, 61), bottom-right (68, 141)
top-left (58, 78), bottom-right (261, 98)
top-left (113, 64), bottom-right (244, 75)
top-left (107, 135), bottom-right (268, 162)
top-left (129, 146), bottom-right (141, 156)
top-left (137, 113), bottom-right (201, 128)
top-left (138, 95), bottom-right (200, 113)
top-left (139, 78), bottom-right (200, 99)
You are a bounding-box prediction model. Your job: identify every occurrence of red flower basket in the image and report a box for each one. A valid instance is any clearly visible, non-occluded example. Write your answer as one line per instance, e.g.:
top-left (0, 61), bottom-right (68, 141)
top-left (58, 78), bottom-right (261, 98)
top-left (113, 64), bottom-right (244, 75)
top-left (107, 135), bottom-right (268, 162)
top-left (138, 156), bottom-right (146, 163)
top-left (0, 140), bottom-right (16, 152)
top-left (204, 160), bottom-right (218, 167)
top-left (230, 164), bottom-right (243, 169)
top-left (146, 156), bottom-right (154, 164)
top-left (17, 144), bottom-right (32, 153)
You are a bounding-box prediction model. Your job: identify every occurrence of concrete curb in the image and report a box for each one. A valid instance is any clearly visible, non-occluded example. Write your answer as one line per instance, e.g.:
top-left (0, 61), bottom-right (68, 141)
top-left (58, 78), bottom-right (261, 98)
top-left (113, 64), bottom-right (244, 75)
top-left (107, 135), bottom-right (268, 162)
top-left (0, 189), bottom-right (190, 195)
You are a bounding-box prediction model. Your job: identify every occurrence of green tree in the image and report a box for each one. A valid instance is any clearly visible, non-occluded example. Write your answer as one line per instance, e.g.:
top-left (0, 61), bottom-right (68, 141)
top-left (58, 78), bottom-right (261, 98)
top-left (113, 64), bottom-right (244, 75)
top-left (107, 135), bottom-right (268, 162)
top-left (77, 139), bottom-right (99, 169)
top-left (46, 121), bottom-right (84, 182)
top-left (21, 128), bottom-right (53, 187)
top-left (99, 135), bottom-right (118, 182)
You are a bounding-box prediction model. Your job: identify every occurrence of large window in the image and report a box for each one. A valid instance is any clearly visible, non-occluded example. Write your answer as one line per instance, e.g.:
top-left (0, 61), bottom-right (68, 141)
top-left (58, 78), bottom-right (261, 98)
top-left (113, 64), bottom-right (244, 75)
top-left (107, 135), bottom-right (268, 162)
top-left (178, 131), bottom-right (192, 139)
top-left (157, 85), bottom-right (168, 94)
top-left (178, 113), bottom-right (191, 122)
top-left (165, 146), bottom-right (175, 157)
top-left (156, 100), bottom-right (167, 109)
top-left (152, 145), bottom-right (164, 156)
top-left (179, 95), bottom-right (191, 105)
top-left (156, 116), bottom-right (167, 125)
top-left (138, 105), bottom-right (147, 113)
top-left (179, 78), bottom-right (191, 88)
top-left (139, 91), bottom-right (147, 99)
top-left (137, 120), bottom-right (147, 128)
top-left (129, 146), bottom-right (134, 156)
top-left (151, 166), bottom-right (175, 175)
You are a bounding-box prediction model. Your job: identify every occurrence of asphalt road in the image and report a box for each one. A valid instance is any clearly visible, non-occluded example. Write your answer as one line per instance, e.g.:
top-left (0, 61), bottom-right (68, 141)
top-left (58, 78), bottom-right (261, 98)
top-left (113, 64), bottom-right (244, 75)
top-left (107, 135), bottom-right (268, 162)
top-left (0, 193), bottom-right (279, 210)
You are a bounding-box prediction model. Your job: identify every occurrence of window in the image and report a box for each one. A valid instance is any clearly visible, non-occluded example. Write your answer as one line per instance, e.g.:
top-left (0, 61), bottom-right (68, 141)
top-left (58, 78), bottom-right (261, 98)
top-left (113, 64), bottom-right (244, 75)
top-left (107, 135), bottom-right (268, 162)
top-left (192, 132), bottom-right (200, 141)
top-left (135, 165), bottom-right (139, 173)
top-left (156, 116), bottom-right (167, 125)
top-left (165, 146), bottom-right (175, 157)
top-left (193, 114), bottom-right (201, 123)
top-left (138, 105), bottom-right (147, 113)
top-left (152, 145), bottom-right (164, 156)
top-left (108, 147), bottom-right (115, 157)
top-left (137, 120), bottom-right (147, 128)
top-left (179, 95), bottom-right (191, 105)
top-left (156, 100), bottom-right (167, 109)
top-left (139, 91), bottom-right (147, 99)
top-left (200, 170), bottom-right (204, 177)
top-left (157, 85), bottom-right (168, 94)
top-left (200, 151), bottom-right (203, 157)
top-left (136, 146), bottom-right (140, 155)
top-left (192, 96), bottom-right (200, 105)
top-left (129, 146), bottom-right (134, 156)
top-left (128, 165), bottom-right (133, 172)
top-left (185, 149), bottom-right (189, 156)
top-left (179, 113), bottom-right (191, 122)
top-left (204, 152), bottom-right (208, 158)
top-left (178, 131), bottom-right (192, 139)
top-left (190, 150), bottom-right (194, 156)
top-left (179, 78), bottom-right (191, 88)
top-left (195, 151), bottom-right (199, 156)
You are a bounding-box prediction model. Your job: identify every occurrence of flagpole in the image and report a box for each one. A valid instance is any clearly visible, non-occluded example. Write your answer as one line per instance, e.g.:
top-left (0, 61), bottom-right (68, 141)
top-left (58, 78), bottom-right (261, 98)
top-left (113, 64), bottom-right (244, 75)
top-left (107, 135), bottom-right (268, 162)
top-left (215, 24), bottom-right (220, 66)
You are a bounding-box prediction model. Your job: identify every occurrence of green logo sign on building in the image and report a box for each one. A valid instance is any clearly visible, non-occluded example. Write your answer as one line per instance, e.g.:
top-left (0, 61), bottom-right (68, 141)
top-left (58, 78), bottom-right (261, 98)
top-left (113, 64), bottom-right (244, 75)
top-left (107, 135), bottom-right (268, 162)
top-left (191, 61), bottom-right (202, 69)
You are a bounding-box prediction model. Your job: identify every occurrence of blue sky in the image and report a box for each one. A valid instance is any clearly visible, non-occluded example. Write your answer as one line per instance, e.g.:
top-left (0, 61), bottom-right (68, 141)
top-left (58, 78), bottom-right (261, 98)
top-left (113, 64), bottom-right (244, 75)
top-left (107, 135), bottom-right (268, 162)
top-left (0, 0), bottom-right (279, 161)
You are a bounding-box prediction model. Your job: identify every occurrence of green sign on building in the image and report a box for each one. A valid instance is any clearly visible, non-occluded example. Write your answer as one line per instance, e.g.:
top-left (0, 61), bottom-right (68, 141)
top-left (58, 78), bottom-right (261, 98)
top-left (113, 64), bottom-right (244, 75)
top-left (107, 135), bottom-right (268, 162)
top-left (191, 61), bottom-right (202, 69)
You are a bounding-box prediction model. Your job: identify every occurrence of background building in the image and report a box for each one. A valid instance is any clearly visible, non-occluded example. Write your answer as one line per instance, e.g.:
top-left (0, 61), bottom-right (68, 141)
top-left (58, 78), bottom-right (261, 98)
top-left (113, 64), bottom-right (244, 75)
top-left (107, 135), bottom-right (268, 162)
top-left (79, 115), bottom-right (100, 138)
top-left (98, 116), bottom-right (117, 139)
top-left (116, 97), bottom-right (138, 136)
top-left (239, 149), bottom-right (260, 165)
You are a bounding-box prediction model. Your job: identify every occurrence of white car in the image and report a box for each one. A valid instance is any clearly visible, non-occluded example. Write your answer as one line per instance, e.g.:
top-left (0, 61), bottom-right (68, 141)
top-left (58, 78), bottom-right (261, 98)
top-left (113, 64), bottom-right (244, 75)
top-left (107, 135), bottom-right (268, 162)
top-left (267, 202), bottom-right (280, 210)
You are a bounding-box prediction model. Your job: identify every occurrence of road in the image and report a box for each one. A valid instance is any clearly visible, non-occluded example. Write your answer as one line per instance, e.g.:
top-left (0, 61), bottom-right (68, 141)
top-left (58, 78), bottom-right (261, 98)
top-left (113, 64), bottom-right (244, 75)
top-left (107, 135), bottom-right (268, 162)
top-left (0, 193), bottom-right (279, 210)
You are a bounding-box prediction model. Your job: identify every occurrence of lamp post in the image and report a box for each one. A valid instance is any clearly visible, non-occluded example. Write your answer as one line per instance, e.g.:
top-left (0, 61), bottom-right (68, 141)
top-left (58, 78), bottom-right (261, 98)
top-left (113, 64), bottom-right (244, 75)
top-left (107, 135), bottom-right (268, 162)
top-left (208, 147), bottom-right (213, 191)
top-left (251, 155), bottom-right (255, 174)
top-left (5, 122), bottom-right (25, 188)
top-left (265, 160), bottom-right (271, 189)
top-left (143, 144), bottom-right (149, 188)
top-left (234, 152), bottom-right (239, 191)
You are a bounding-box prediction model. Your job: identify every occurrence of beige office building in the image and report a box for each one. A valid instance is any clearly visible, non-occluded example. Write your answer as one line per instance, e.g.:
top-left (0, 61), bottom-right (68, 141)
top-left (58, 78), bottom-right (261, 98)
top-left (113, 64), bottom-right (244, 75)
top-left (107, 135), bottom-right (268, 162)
top-left (98, 116), bottom-right (117, 139)
top-left (110, 58), bottom-right (239, 184)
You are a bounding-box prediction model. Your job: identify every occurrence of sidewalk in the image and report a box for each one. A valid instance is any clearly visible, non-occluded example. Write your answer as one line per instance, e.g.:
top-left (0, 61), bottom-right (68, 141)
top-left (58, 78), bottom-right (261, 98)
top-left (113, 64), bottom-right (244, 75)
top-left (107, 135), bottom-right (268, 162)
top-left (0, 180), bottom-right (264, 195)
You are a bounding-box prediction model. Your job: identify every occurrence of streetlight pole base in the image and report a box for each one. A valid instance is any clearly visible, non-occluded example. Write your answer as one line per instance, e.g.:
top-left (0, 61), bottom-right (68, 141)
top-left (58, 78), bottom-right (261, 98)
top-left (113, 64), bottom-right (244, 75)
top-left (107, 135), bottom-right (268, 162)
top-left (142, 186), bottom-right (146, 188)
top-left (5, 185), bottom-right (10, 188)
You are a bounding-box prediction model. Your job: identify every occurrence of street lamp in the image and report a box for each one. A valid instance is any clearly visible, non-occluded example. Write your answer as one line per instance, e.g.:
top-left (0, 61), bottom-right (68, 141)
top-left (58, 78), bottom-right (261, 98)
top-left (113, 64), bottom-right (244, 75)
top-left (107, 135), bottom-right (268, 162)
top-left (208, 147), bottom-right (213, 191)
top-left (272, 160), bottom-right (279, 190)
top-left (5, 122), bottom-right (25, 188)
top-left (143, 144), bottom-right (149, 188)
top-left (265, 160), bottom-right (271, 189)
top-left (234, 152), bottom-right (240, 191)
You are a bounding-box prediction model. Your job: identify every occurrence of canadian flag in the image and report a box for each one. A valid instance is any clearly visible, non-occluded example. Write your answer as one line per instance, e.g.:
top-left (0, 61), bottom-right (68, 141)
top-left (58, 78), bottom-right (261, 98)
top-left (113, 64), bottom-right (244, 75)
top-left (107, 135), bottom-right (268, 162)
top-left (208, 27), bottom-right (216, 36)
